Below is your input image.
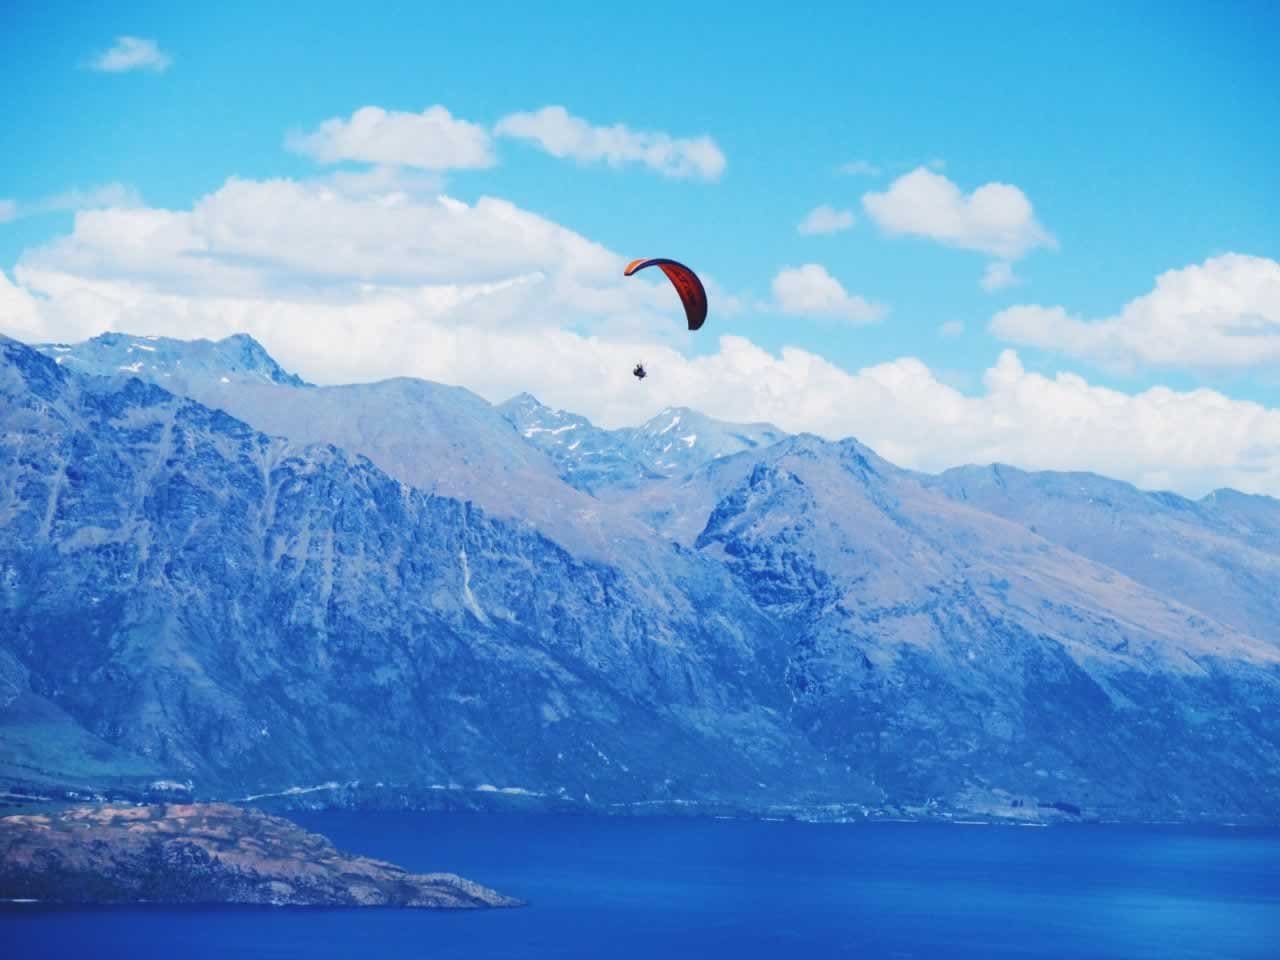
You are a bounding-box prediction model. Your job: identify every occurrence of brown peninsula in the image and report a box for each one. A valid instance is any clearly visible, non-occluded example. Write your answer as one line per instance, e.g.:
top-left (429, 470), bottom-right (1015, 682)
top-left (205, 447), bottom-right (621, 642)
top-left (0, 802), bottom-right (520, 908)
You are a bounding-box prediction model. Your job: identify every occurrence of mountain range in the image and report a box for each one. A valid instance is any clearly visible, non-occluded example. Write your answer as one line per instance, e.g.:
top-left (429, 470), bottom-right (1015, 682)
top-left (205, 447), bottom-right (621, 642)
top-left (2, 331), bottom-right (1278, 823)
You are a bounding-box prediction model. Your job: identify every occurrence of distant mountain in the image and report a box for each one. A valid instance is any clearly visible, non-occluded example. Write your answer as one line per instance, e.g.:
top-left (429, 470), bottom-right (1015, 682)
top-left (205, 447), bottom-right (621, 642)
top-left (497, 393), bottom-right (663, 494)
top-left (627, 406), bottom-right (787, 478)
top-left (498, 393), bottom-right (785, 494)
top-left (922, 464), bottom-right (1280, 643)
top-left (37, 336), bottom-right (654, 561)
top-left (42, 331), bottom-right (309, 390)
top-left (6, 332), bottom-right (1280, 823)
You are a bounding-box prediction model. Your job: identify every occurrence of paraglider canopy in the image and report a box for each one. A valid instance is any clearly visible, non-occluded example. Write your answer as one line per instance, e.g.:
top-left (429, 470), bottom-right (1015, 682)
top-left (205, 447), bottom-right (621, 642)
top-left (624, 258), bottom-right (708, 332)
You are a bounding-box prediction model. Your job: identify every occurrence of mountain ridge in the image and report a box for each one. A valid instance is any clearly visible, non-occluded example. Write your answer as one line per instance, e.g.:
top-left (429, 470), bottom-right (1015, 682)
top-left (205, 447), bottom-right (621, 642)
top-left (6, 332), bottom-right (1280, 823)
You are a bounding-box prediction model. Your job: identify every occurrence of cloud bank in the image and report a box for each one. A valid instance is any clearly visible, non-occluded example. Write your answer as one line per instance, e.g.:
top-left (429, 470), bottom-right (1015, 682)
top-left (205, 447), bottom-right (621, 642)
top-left (3, 173), bottom-right (1278, 498)
top-left (992, 254), bottom-right (1280, 371)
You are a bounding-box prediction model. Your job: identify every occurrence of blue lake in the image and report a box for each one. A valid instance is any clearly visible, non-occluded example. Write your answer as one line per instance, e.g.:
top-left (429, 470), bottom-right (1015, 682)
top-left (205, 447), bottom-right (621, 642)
top-left (5, 813), bottom-right (1278, 958)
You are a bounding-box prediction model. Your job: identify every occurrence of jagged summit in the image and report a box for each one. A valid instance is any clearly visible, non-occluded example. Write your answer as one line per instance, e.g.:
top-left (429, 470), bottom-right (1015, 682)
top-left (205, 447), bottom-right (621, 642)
top-left (497, 392), bottom-right (661, 495)
top-left (627, 406), bottom-right (786, 477)
top-left (498, 395), bottom-right (789, 493)
top-left (37, 331), bottom-right (310, 389)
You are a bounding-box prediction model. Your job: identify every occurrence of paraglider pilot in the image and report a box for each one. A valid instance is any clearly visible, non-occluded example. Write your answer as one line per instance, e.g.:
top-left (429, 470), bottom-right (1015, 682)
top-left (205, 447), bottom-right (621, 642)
top-left (623, 257), bottom-right (707, 382)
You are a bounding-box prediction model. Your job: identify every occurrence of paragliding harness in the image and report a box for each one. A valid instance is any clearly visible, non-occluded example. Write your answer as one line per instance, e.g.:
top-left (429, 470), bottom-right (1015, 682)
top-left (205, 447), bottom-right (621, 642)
top-left (623, 256), bottom-right (707, 384)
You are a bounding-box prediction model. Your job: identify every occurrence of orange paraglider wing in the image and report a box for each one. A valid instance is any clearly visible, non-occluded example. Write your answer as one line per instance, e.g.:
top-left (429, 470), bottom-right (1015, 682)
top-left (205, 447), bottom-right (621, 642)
top-left (624, 258), bottom-right (708, 331)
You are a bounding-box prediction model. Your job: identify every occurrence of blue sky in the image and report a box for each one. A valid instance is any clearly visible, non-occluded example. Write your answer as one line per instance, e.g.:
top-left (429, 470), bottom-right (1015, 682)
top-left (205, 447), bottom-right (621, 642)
top-left (3, 1), bottom-right (1279, 493)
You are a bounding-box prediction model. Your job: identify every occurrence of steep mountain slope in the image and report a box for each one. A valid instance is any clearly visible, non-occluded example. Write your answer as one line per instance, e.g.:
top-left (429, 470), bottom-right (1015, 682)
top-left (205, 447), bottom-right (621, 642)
top-left (0, 336), bottom-right (855, 807)
top-left (7, 332), bottom-right (1280, 822)
top-left (625, 436), bottom-right (1280, 818)
top-left (923, 465), bottom-right (1280, 644)
top-left (37, 335), bottom-right (653, 561)
top-left (1204, 487), bottom-right (1280, 546)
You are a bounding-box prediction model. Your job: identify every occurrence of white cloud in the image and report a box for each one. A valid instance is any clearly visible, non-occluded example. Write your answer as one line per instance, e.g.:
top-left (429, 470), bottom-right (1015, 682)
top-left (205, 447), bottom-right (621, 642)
top-left (44, 182), bottom-right (141, 210)
top-left (771, 265), bottom-right (884, 324)
top-left (0, 183), bottom-right (142, 224)
top-left (37, 182), bottom-right (141, 214)
top-left (317, 164), bottom-right (444, 198)
top-left (939, 320), bottom-right (965, 338)
top-left (287, 105), bottom-right (496, 171)
top-left (9, 265), bottom-right (1280, 498)
top-left (0, 269), bottom-right (46, 340)
top-left (494, 106), bottom-right (725, 181)
top-left (838, 160), bottom-right (881, 176)
top-left (90, 37), bottom-right (171, 73)
top-left (10, 174), bottom-right (711, 358)
top-left (991, 254), bottom-right (1280, 371)
top-left (862, 167), bottom-right (1055, 260)
top-left (797, 205), bottom-right (854, 236)
top-left (980, 261), bottom-right (1019, 292)
top-left (23, 177), bottom-right (625, 296)
top-left (8, 179), bottom-right (1280, 499)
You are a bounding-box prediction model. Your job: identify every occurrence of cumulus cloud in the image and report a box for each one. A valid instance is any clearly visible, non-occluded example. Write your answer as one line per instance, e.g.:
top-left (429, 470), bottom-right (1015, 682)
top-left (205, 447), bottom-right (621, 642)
top-left (314, 164), bottom-right (445, 199)
top-left (287, 105), bottom-right (496, 171)
top-left (7, 178), bottom-right (1280, 499)
top-left (9, 174), bottom-right (710, 360)
top-left (771, 264), bottom-right (884, 324)
top-left (494, 106), bottom-right (725, 180)
top-left (939, 320), bottom-right (965, 338)
top-left (797, 205), bottom-right (854, 236)
top-left (991, 254), bottom-right (1280, 371)
top-left (862, 167), bottom-right (1055, 260)
top-left (90, 36), bottom-right (171, 73)
top-left (0, 199), bottom-right (15, 223)
top-left (838, 160), bottom-right (881, 176)
top-left (9, 263), bottom-right (1280, 497)
top-left (980, 261), bottom-right (1019, 292)
top-left (23, 177), bottom-right (625, 295)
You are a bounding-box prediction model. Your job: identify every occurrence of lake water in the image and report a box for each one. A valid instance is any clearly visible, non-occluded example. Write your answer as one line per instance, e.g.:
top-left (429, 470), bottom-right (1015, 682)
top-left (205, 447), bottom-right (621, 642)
top-left (4, 813), bottom-right (1278, 958)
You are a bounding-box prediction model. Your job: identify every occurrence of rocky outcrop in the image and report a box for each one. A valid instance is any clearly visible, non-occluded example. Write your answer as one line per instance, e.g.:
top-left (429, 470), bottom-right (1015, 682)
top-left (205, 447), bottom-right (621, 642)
top-left (0, 803), bottom-right (518, 907)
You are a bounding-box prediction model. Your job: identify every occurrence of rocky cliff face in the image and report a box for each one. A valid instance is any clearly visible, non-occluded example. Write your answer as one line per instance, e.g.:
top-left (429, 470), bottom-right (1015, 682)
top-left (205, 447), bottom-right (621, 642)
top-left (675, 436), bottom-right (1280, 819)
top-left (1, 336), bottom-right (852, 811)
top-left (6, 333), bottom-right (1280, 823)
top-left (0, 803), bottom-right (517, 907)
